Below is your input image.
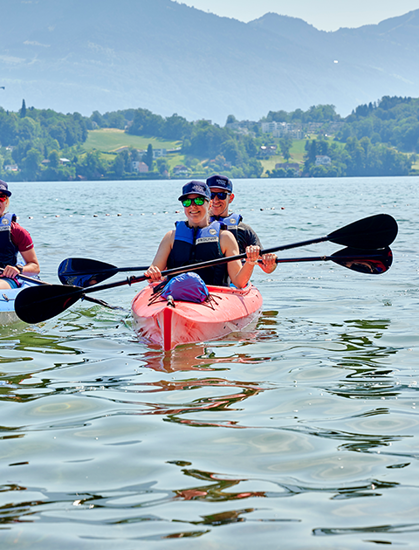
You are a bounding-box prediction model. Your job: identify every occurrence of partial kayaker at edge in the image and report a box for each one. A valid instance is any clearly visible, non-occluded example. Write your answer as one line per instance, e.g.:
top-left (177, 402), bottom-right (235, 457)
top-left (0, 179), bottom-right (40, 290)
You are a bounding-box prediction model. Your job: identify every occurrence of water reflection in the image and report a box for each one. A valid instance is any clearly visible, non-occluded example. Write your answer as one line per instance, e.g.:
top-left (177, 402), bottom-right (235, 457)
top-left (110, 374), bottom-right (268, 428)
top-left (0, 463), bottom-right (307, 533)
top-left (313, 522), bottom-right (419, 537)
top-left (280, 422), bottom-right (412, 455)
top-left (0, 291), bottom-right (417, 544)
top-left (0, 468), bottom-right (405, 532)
top-left (1, 330), bottom-right (81, 355)
top-left (172, 467), bottom-right (267, 502)
top-left (322, 319), bottom-right (404, 400)
top-left (139, 340), bottom-right (274, 372)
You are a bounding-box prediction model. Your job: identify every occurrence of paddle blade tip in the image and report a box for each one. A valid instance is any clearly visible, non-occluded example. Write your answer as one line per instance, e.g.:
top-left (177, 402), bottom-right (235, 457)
top-left (332, 246), bottom-right (393, 274)
top-left (15, 285), bottom-right (83, 324)
top-left (329, 214), bottom-right (398, 249)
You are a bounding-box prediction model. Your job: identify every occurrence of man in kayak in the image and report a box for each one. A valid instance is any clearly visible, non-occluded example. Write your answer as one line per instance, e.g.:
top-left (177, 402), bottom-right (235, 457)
top-left (207, 174), bottom-right (277, 274)
top-left (144, 181), bottom-right (262, 288)
top-left (0, 180), bottom-right (40, 289)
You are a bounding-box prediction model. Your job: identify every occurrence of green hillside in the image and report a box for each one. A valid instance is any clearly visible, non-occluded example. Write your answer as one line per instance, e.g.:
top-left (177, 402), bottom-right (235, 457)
top-left (259, 140), bottom-right (307, 174)
top-left (85, 129), bottom-right (181, 152)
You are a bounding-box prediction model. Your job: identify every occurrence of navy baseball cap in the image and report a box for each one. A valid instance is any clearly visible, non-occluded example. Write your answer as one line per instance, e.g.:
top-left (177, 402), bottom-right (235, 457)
top-left (0, 180), bottom-right (11, 197)
top-left (206, 174), bottom-right (233, 193)
top-left (178, 181), bottom-right (211, 202)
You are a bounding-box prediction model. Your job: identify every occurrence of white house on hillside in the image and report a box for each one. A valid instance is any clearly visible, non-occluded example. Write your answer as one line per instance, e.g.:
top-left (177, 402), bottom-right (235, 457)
top-left (315, 155), bottom-right (331, 166)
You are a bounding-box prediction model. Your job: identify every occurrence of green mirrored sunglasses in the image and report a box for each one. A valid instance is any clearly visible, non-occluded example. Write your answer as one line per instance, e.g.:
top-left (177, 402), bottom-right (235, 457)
top-left (182, 197), bottom-right (206, 207)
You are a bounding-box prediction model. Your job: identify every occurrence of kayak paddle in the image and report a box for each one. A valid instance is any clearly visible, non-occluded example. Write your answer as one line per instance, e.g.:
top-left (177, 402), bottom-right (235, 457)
top-left (273, 246), bottom-right (393, 274)
top-left (58, 258), bottom-right (150, 286)
top-left (0, 268), bottom-right (122, 312)
top-left (260, 213), bottom-right (397, 252)
top-left (57, 214), bottom-right (398, 287)
top-left (15, 246), bottom-right (393, 324)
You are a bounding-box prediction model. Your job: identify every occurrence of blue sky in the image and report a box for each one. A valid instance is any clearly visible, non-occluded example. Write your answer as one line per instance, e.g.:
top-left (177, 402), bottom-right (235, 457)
top-left (177, 0), bottom-right (419, 31)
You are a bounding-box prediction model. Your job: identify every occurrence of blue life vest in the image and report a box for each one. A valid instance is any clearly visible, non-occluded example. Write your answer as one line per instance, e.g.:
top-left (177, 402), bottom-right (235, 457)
top-left (210, 212), bottom-right (242, 243)
top-left (0, 213), bottom-right (19, 268)
top-left (167, 220), bottom-right (228, 286)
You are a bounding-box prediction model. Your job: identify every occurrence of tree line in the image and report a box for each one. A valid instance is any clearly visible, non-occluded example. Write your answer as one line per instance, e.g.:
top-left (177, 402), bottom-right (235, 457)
top-left (0, 96), bottom-right (418, 181)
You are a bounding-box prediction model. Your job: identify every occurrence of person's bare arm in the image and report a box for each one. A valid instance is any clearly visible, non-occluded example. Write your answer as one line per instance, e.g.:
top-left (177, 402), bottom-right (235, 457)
top-left (144, 230), bottom-right (174, 281)
top-left (20, 248), bottom-right (40, 274)
top-left (220, 231), bottom-right (259, 289)
top-left (1, 248), bottom-right (40, 279)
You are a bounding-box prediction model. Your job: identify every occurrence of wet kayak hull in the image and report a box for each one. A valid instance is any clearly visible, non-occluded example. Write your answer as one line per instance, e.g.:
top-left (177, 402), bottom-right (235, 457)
top-left (0, 283), bottom-right (35, 325)
top-left (131, 284), bottom-right (263, 350)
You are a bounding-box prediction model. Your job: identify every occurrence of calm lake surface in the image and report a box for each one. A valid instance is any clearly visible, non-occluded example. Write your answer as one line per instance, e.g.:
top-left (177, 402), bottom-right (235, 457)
top-left (1, 177), bottom-right (418, 549)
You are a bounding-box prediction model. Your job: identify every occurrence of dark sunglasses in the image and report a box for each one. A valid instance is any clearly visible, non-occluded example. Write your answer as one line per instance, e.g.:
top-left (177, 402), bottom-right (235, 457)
top-left (0, 194), bottom-right (8, 203)
top-left (210, 191), bottom-right (229, 200)
top-left (182, 196), bottom-right (206, 207)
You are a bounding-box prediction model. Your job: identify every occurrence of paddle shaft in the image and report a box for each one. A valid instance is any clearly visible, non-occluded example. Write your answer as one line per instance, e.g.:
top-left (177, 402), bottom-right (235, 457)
top-left (58, 243), bottom-right (325, 285)
top-left (57, 238), bottom-right (349, 279)
top-left (66, 247), bottom-right (390, 300)
top-left (67, 243), bottom-right (292, 297)
top-left (272, 251), bottom-right (386, 264)
top-left (98, 265), bottom-right (149, 273)
top-left (59, 237), bottom-right (365, 286)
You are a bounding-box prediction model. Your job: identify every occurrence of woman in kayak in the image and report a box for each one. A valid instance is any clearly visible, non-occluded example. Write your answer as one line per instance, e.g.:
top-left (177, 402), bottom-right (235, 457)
top-left (0, 180), bottom-right (40, 289)
top-left (145, 181), bottom-right (274, 289)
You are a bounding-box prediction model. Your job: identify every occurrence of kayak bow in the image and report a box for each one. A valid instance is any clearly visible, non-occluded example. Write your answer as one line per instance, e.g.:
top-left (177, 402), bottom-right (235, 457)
top-left (131, 283), bottom-right (263, 350)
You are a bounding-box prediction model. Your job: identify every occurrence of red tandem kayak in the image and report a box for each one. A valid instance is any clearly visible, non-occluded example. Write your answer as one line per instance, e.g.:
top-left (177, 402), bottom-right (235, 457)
top-left (131, 283), bottom-right (263, 350)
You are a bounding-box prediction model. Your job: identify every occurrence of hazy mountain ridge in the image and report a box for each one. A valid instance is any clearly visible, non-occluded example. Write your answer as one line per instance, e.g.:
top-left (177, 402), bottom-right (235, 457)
top-left (1, 0), bottom-right (419, 123)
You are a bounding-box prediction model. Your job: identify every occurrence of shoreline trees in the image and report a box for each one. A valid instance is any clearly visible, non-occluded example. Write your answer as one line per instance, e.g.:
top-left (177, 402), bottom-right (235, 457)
top-left (1, 96), bottom-right (417, 181)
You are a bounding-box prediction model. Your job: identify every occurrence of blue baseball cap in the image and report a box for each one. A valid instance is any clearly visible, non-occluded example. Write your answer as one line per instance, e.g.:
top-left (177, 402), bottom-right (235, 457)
top-left (178, 181), bottom-right (211, 202)
top-left (206, 174), bottom-right (233, 193)
top-left (0, 180), bottom-right (11, 197)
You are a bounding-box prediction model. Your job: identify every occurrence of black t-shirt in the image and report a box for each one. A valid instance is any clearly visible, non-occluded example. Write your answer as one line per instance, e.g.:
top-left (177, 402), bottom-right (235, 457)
top-left (235, 222), bottom-right (262, 254)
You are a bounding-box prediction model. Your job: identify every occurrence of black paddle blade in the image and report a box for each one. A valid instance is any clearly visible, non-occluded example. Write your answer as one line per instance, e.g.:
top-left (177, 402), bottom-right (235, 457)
top-left (15, 285), bottom-right (84, 324)
top-left (327, 214), bottom-right (398, 249)
top-left (331, 246), bottom-right (393, 274)
top-left (58, 258), bottom-right (119, 286)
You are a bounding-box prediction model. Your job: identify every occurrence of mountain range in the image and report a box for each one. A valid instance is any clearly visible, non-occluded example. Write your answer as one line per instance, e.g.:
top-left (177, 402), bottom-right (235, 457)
top-left (1, 0), bottom-right (419, 124)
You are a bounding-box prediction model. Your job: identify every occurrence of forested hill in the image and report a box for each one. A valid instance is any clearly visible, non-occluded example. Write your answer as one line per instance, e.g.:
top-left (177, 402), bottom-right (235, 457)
top-left (1, 0), bottom-right (419, 123)
top-left (1, 96), bottom-right (418, 181)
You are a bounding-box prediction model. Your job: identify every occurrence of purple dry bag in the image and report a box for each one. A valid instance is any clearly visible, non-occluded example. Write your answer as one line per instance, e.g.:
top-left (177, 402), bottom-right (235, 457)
top-left (160, 272), bottom-right (209, 303)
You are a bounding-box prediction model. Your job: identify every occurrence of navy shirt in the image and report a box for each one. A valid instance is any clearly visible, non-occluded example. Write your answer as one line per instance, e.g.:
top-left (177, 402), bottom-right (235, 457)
top-left (233, 222), bottom-right (262, 254)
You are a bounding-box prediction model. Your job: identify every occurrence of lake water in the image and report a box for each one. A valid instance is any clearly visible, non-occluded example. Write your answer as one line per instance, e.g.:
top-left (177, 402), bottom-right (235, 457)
top-left (0, 177), bottom-right (418, 549)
